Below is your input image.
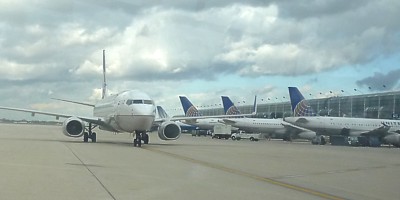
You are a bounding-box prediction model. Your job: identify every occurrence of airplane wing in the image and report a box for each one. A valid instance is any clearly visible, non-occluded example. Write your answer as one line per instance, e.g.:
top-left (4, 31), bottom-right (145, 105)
top-left (220, 118), bottom-right (237, 125)
top-left (0, 106), bottom-right (105, 126)
top-left (351, 124), bottom-right (391, 137)
top-left (281, 121), bottom-right (313, 133)
top-left (168, 113), bottom-right (254, 121)
top-left (51, 98), bottom-right (95, 107)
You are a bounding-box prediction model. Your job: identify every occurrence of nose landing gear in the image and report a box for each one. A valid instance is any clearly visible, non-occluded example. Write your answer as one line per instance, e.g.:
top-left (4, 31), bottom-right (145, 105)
top-left (133, 131), bottom-right (149, 147)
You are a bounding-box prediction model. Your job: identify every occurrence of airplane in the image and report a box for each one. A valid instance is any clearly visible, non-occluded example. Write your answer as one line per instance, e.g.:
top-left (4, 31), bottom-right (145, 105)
top-left (154, 106), bottom-right (198, 131)
top-left (0, 50), bottom-right (249, 148)
top-left (179, 96), bottom-right (243, 131)
top-left (283, 87), bottom-right (400, 147)
top-left (220, 96), bottom-right (316, 141)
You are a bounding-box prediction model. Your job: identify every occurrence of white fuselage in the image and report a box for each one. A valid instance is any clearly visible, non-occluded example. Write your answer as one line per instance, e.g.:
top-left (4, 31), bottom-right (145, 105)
top-left (223, 118), bottom-right (288, 136)
top-left (183, 118), bottom-right (237, 131)
top-left (93, 90), bottom-right (156, 133)
top-left (284, 116), bottom-right (400, 136)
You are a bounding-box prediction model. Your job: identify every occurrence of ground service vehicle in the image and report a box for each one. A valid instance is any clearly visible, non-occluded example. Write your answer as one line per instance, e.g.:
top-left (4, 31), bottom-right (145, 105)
top-left (231, 132), bottom-right (262, 141)
top-left (212, 124), bottom-right (232, 139)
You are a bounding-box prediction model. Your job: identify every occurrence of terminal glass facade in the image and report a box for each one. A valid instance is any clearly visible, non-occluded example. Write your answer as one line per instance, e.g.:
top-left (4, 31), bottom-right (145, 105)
top-left (200, 91), bottom-right (400, 120)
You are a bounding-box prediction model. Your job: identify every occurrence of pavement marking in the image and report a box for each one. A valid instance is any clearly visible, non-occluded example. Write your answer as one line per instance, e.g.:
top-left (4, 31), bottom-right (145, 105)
top-left (145, 147), bottom-right (345, 200)
top-left (64, 144), bottom-right (117, 200)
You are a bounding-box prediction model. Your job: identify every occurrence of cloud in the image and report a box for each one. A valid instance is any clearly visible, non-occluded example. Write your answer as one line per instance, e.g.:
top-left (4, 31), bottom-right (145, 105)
top-left (356, 69), bottom-right (400, 91)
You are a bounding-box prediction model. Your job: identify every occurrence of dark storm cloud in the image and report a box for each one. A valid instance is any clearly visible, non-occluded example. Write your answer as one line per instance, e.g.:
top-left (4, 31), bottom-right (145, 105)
top-left (356, 69), bottom-right (400, 91)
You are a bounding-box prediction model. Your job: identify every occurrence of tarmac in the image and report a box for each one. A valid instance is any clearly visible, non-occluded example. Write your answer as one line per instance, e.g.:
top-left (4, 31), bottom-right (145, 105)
top-left (0, 123), bottom-right (399, 200)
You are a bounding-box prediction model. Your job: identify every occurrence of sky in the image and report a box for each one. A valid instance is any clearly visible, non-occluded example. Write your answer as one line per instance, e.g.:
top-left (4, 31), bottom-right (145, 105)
top-left (0, 0), bottom-right (400, 120)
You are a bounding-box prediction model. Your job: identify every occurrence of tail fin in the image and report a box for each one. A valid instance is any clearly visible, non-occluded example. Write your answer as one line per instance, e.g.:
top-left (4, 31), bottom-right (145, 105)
top-left (253, 95), bottom-right (257, 114)
top-left (288, 87), bottom-right (316, 117)
top-left (221, 96), bottom-right (242, 115)
top-left (179, 96), bottom-right (201, 117)
top-left (101, 50), bottom-right (107, 99)
top-left (156, 106), bottom-right (169, 119)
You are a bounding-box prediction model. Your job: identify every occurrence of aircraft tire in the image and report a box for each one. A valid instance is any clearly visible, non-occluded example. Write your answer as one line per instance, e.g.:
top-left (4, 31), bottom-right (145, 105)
top-left (137, 139), bottom-right (142, 147)
top-left (83, 132), bottom-right (89, 143)
top-left (143, 133), bottom-right (149, 144)
top-left (91, 132), bottom-right (97, 143)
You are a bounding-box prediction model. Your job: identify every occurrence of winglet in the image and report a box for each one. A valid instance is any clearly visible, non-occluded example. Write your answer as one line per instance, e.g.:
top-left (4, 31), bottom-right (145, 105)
top-left (288, 87), bottom-right (316, 117)
top-left (221, 96), bottom-right (242, 115)
top-left (156, 106), bottom-right (169, 119)
top-left (179, 96), bottom-right (201, 117)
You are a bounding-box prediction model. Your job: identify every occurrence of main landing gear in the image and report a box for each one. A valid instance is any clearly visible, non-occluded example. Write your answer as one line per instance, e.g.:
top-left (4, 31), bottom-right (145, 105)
top-left (133, 131), bottom-right (149, 147)
top-left (83, 123), bottom-right (97, 143)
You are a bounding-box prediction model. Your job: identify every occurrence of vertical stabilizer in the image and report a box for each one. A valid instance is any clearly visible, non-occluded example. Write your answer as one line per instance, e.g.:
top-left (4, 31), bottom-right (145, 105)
top-left (179, 96), bottom-right (201, 117)
top-left (253, 95), bottom-right (257, 114)
top-left (101, 50), bottom-right (107, 99)
top-left (221, 96), bottom-right (242, 115)
top-left (288, 87), bottom-right (316, 117)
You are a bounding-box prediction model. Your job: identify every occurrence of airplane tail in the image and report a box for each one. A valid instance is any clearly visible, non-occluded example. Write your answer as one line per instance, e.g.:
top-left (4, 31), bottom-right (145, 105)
top-left (253, 95), bottom-right (257, 114)
top-left (221, 96), bottom-right (242, 115)
top-left (179, 96), bottom-right (201, 117)
top-left (102, 50), bottom-right (107, 99)
top-left (288, 87), bottom-right (316, 117)
top-left (156, 106), bottom-right (169, 119)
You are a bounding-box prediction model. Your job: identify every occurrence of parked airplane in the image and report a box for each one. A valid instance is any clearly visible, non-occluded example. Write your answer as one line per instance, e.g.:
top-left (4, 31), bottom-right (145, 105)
top-left (284, 87), bottom-right (400, 147)
top-left (155, 106), bottom-right (198, 131)
top-left (179, 96), bottom-right (245, 131)
top-left (0, 50), bottom-right (247, 147)
top-left (220, 96), bottom-right (316, 140)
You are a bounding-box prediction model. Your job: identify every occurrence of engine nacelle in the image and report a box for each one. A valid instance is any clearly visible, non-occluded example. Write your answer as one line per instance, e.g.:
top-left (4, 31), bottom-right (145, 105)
top-left (383, 134), bottom-right (400, 147)
top-left (62, 117), bottom-right (85, 138)
top-left (298, 131), bottom-right (317, 140)
top-left (158, 121), bottom-right (181, 140)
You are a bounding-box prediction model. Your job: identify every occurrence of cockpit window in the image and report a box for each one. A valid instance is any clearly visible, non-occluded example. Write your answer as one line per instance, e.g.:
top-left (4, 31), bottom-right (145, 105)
top-left (143, 100), bottom-right (154, 105)
top-left (126, 99), bottom-right (154, 105)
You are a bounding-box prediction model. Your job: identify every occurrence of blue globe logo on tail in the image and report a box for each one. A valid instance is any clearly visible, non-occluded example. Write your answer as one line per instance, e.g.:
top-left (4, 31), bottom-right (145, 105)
top-left (294, 99), bottom-right (316, 117)
top-left (186, 106), bottom-right (201, 117)
top-left (289, 87), bottom-right (316, 117)
top-left (226, 106), bottom-right (241, 115)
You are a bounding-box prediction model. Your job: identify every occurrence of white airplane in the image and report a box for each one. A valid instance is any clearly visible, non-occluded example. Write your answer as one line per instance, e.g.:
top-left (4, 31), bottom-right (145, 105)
top-left (0, 50), bottom-right (249, 147)
top-left (283, 87), bottom-right (400, 147)
top-left (179, 96), bottom-right (242, 131)
top-left (220, 96), bottom-right (316, 140)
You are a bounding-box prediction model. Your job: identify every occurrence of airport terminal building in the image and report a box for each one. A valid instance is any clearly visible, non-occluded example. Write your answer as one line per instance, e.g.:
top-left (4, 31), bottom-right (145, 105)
top-left (200, 90), bottom-right (400, 120)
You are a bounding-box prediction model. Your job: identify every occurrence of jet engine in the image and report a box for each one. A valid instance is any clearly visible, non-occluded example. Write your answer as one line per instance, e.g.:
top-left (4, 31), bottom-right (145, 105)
top-left (311, 135), bottom-right (326, 145)
top-left (158, 121), bottom-right (181, 140)
top-left (383, 134), bottom-right (400, 147)
top-left (62, 117), bottom-right (85, 137)
top-left (298, 131), bottom-right (317, 140)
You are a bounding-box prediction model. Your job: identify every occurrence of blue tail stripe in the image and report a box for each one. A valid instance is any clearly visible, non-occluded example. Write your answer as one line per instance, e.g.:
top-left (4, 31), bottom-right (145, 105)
top-left (288, 87), bottom-right (305, 112)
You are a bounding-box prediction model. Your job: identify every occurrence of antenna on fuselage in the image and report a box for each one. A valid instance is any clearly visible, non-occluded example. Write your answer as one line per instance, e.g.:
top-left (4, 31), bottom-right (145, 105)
top-left (102, 49), bottom-right (107, 99)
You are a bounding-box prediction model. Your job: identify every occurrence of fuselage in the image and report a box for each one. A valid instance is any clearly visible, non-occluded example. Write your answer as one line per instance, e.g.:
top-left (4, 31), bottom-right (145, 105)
top-left (284, 116), bottom-right (400, 136)
top-left (93, 90), bottom-right (156, 133)
top-left (183, 118), bottom-right (239, 131)
top-left (225, 118), bottom-right (286, 134)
